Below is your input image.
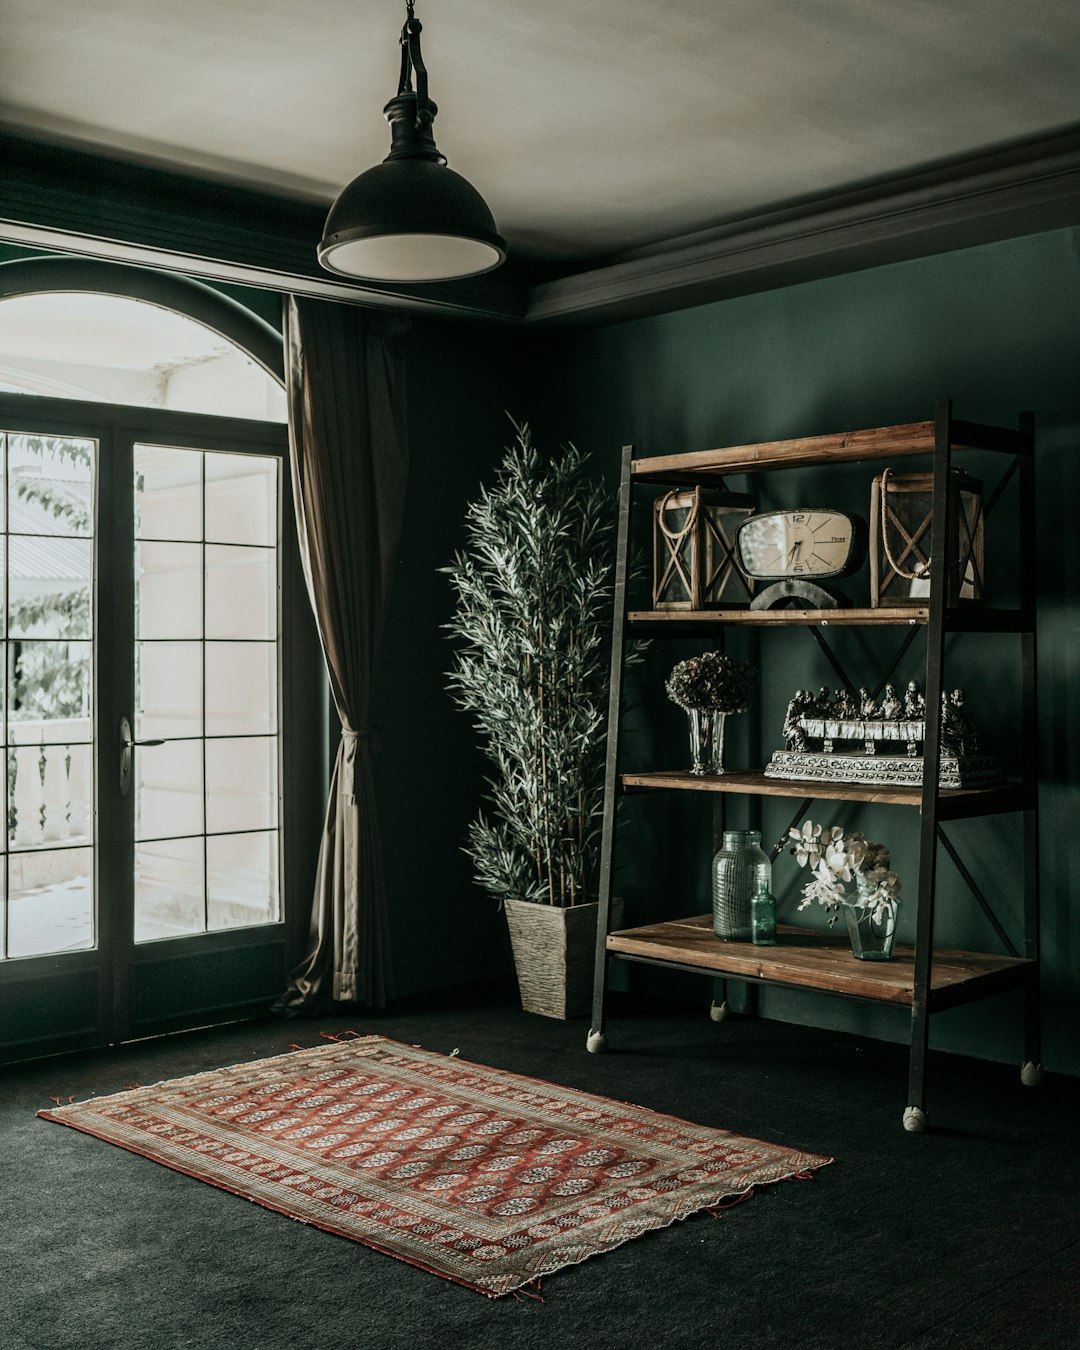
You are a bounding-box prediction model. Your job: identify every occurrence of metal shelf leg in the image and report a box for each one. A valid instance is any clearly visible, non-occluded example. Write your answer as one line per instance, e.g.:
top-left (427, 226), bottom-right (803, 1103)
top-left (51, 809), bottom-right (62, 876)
top-left (588, 445), bottom-right (634, 1058)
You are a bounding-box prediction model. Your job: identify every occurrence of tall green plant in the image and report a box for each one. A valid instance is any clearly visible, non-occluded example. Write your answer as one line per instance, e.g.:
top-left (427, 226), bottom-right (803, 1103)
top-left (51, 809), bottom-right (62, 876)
top-left (443, 422), bottom-right (618, 908)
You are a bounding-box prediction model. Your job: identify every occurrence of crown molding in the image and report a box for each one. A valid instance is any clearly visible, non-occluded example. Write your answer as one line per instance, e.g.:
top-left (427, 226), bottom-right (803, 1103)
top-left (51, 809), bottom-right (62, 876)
top-left (525, 128), bottom-right (1080, 326)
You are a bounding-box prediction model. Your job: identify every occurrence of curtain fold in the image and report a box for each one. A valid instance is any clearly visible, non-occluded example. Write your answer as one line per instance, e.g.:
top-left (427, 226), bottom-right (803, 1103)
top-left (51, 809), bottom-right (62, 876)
top-left (275, 296), bottom-right (409, 1012)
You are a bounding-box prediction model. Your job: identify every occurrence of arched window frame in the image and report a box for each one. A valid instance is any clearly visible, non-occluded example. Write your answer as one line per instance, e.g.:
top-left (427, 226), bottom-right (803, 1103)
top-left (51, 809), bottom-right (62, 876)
top-left (0, 255), bottom-right (285, 389)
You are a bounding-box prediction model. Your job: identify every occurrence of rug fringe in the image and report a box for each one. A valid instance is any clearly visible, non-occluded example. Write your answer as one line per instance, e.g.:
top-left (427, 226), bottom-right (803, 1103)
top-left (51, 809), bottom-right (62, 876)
top-left (704, 1186), bottom-right (755, 1216)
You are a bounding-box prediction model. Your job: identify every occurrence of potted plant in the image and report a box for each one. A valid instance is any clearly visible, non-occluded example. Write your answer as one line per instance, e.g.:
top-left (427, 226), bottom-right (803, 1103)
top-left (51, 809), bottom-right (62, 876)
top-left (443, 421), bottom-right (627, 1017)
top-left (784, 820), bottom-right (903, 960)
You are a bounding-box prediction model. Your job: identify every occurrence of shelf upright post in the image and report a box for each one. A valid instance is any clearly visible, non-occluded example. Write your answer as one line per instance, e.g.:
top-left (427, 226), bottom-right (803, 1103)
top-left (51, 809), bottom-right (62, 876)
top-left (905, 399), bottom-right (953, 1131)
top-left (1017, 411), bottom-right (1041, 1080)
top-left (587, 445), bottom-right (636, 1054)
top-left (709, 628), bottom-right (735, 1020)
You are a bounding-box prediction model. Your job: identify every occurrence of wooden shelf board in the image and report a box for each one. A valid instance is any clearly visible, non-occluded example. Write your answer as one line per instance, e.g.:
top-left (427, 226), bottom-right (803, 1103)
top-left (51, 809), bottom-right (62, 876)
top-left (631, 422), bottom-right (935, 478)
top-left (619, 769), bottom-right (1028, 815)
top-left (629, 418), bottom-right (1028, 479)
top-left (627, 606), bottom-right (1031, 631)
top-left (628, 606), bottom-right (928, 627)
top-left (607, 917), bottom-right (1033, 1007)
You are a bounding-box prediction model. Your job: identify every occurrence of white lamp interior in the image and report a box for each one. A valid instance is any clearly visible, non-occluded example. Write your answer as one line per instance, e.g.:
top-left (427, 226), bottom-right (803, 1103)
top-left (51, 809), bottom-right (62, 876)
top-left (321, 234), bottom-right (502, 282)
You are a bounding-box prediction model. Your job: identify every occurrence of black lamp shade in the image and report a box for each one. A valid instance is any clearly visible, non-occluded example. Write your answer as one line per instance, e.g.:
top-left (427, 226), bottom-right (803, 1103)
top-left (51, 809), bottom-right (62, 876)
top-left (318, 157), bottom-right (506, 282)
top-left (319, 8), bottom-right (506, 286)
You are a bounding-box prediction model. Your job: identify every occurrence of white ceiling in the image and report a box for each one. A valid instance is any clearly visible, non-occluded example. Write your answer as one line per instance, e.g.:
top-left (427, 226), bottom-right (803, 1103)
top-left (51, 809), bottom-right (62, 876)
top-left (2, 0), bottom-right (1079, 266)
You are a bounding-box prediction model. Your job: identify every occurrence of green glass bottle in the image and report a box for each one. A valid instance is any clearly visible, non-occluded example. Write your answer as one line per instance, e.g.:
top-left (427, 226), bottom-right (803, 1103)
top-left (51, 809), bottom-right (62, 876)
top-left (751, 880), bottom-right (777, 947)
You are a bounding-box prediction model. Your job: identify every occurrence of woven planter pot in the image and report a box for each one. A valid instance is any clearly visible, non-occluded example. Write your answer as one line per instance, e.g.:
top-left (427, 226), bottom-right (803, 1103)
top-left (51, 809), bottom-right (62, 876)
top-left (504, 898), bottom-right (622, 1020)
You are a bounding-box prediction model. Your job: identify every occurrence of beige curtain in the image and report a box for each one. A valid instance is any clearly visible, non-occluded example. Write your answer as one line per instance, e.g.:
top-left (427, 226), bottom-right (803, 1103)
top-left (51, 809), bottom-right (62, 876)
top-left (275, 296), bottom-right (409, 1011)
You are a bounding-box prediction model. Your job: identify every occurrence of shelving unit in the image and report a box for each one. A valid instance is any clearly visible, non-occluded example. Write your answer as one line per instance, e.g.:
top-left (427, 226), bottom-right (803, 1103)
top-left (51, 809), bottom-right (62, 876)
top-left (588, 401), bottom-right (1041, 1130)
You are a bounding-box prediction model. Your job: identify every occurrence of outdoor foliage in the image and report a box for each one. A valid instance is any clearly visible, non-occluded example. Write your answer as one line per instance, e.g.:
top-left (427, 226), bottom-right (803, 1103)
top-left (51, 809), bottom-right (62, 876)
top-left (14, 436), bottom-right (92, 534)
top-left (443, 421), bottom-right (623, 908)
top-left (9, 435), bottom-right (93, 724)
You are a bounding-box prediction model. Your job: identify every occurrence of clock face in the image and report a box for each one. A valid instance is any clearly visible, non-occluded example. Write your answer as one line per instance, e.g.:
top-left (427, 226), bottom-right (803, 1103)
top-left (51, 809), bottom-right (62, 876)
top-left (735, 510), bottom-right (865, 580)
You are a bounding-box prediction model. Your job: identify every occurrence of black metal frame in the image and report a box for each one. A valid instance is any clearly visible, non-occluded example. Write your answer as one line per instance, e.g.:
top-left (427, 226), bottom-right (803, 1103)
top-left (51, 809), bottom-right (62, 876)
top-left (905, 400), bottom-right (1040, 1120)
top-left (589, 446), bottom-right (635, 1048)
top-left (589, 401), bottom-right (1041, 1127)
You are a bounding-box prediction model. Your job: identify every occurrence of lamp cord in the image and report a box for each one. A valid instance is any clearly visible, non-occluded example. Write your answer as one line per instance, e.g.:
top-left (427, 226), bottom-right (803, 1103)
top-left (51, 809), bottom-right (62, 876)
top-left (398, 1), bottom-right (432, 129)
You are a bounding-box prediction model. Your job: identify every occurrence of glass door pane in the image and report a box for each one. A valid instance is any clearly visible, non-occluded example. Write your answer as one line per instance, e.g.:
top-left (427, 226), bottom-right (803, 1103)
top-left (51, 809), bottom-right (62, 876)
top-left (1, 430), bottom-right (95, 959)
top-left (133, 444), bottom-right (280, 943)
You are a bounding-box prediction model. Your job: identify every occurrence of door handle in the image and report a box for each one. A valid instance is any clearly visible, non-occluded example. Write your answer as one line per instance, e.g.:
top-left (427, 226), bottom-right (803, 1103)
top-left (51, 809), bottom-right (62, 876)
top-left (120, 716), bottom-right (165, 796)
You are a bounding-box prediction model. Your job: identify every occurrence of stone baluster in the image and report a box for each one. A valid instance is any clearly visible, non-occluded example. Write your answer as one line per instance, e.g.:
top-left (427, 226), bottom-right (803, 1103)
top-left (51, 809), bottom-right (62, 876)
top-left (12, 744), bottom-right (45, 848)
top-left (42, 745), bottom-right (71, 842)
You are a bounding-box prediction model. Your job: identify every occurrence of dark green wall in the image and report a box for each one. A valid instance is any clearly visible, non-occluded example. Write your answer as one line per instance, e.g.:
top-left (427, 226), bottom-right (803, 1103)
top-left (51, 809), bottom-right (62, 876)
top-left (374, 319), bottom-right (536, 998)
top-left (543, 226), bottom-right (1080, 1076)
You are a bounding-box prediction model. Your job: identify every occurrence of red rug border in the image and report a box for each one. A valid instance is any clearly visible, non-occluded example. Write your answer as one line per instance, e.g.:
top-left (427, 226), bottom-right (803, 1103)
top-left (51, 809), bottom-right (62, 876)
top-left (37, 1035), bottom-right (833, 1297)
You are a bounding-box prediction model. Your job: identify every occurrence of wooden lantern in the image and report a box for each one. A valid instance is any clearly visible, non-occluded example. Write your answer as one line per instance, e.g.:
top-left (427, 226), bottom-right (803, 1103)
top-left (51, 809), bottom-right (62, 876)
top-left (869, 469), bottom-right (984, 607)
top-left (652, 486), bottom-right (755, 610)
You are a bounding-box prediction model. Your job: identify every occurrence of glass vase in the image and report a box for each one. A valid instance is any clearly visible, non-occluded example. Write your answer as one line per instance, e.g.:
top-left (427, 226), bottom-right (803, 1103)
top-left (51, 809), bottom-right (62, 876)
top-left (712, 829), bottom-right (770, 941)
top-left (844, 874), bottom-right (900, 961)
top-left (710, 710), bottom-right (727, 773)
top-left (687, 708), bottom-right (708, 775)
top-left (687, 709), bottom-right (727, 775)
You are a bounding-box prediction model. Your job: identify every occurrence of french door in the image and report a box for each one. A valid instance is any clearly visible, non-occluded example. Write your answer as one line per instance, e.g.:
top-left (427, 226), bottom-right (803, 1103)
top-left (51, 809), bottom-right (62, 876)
top-left (0, 396), bottom-right (321, 1064)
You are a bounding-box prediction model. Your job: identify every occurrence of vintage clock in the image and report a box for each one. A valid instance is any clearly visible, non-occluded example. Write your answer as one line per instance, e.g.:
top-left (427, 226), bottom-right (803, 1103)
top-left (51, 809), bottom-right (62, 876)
top-left (734, 509), bottom-right (867, 609)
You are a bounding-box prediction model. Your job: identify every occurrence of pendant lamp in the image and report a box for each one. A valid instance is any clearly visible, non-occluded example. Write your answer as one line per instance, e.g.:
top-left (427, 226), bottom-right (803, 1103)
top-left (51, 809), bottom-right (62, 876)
top-left (318, 0), bottom-right (506, 283)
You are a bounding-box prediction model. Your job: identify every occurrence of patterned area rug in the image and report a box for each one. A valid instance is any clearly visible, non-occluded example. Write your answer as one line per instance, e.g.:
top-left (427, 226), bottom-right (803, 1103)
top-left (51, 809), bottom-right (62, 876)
top-left (38, 1035), bottom-right (830, 1297)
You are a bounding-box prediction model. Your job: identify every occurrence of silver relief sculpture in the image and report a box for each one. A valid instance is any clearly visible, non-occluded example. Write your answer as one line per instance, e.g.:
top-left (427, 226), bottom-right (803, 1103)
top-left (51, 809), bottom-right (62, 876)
top-left (765, 680), bottom-right (1001, 788)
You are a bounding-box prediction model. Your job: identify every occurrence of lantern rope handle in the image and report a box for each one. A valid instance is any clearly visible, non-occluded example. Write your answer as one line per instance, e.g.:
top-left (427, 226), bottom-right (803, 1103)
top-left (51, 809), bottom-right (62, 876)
top-left (879, 467), bottom-right (930, 580)
top-left (656, 487), bottom-right (700, 550)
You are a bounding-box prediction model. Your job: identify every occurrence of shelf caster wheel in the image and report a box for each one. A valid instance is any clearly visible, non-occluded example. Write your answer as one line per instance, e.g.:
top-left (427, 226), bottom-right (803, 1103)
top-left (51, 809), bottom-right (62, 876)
top-left (709, 1000), bottom-right (729, 1024)
top-left (586, 1030), bottom-right (607, 1055)
top-left (903, 1106), bottom-right (927, 1133)
top-left (1021, 1061), bottom-right (1043, 1088)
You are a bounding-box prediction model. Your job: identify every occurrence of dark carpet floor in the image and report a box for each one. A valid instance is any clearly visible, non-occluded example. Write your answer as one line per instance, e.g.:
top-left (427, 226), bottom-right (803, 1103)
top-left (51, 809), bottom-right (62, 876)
top-left (2, 992), bottom-right (1077, 1350)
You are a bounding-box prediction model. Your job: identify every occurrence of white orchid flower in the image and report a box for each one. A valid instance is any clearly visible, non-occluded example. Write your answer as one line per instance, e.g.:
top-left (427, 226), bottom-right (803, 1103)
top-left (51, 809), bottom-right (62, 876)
top-left (823, 839), bottom-right (852, 882)
top-left (791, 822), bottom-right (900, 927)
top-left (789, 820), bottom-right (824, 868)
